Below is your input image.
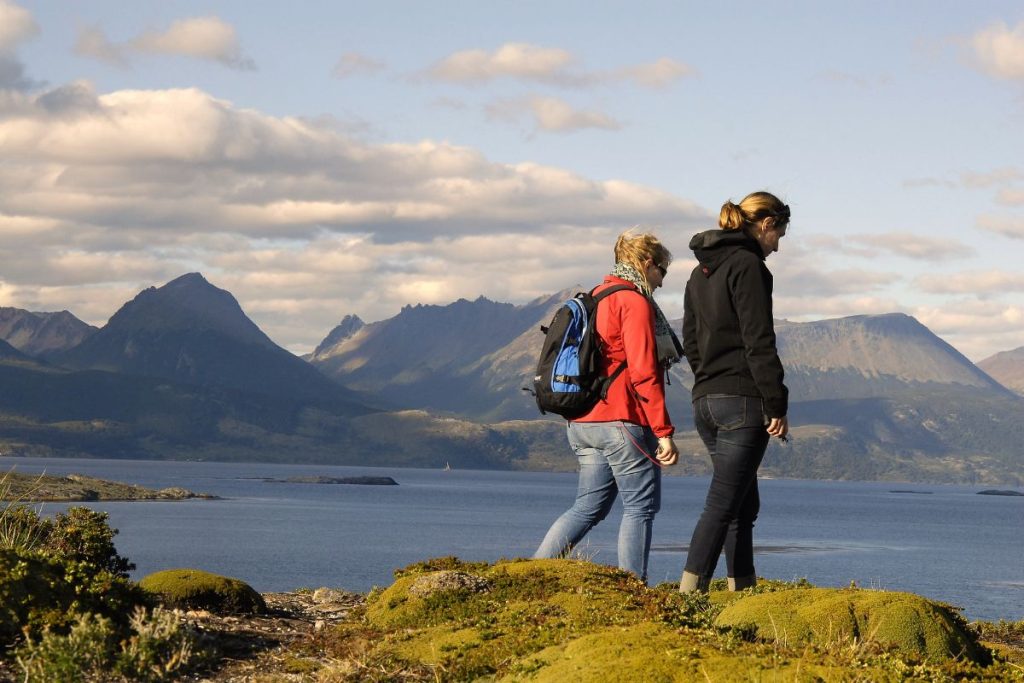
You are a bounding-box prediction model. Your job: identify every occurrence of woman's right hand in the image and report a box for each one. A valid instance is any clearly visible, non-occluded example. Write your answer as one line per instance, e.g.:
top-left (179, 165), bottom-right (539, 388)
top-left (656, 437), bottom-right (679, 466)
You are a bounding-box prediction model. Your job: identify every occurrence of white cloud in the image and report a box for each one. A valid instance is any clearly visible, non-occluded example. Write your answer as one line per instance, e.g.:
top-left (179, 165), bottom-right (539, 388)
top-left (75, 16), bottom-right (255, 70)
top-left (773, 295), bottom-right (904, 322)
top-left (332, 52), bottom-right (386, 78)
top-left (429, 43), bottom-right (576, 84)
top-left (977, 214), bottom-right (1024, 239)
top-left (915, 270), bottom-right (1024, 295)
top-left (486, 95), bottom-right (621, 133)
top-left (996, 188), bottom-right (1024, 205)
top-left (970, 20), bottom-right (1024, 80)
top-left (961, 167), bottom-right (1023, 188)
top-left (427, 43), bottom-right (695, 89)
top-left (773, 263), bottom-right (896, 298)
top-left (617, 58), bottom-right (696, 88)
top-left (0, 0), bottom-right (37, 52)
top-left (840, 232), bottom-right (975, 261)
top-left (914, 300), bottom-right (1024, 360)
top-left (0, 82), bottom-right (709, 350)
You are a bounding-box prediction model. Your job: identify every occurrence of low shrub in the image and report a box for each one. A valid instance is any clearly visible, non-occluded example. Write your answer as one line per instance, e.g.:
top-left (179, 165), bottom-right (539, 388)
top-left (0, 503), bottom-right (134, 577)
top-left (0, 548), bottom-right (149, 646)
top-left (16, 607), bottom-right (205, 682)
top-left (139, 569), bottom-right (266, 614)
top-left (40, 507), bottom-right (135, 578)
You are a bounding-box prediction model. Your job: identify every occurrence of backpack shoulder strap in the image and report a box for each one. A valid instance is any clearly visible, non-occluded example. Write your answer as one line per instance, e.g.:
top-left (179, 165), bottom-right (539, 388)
top-left (589, 283), bottom-right (641, 398)
top-left (589, 283), bottom-right (638, 304)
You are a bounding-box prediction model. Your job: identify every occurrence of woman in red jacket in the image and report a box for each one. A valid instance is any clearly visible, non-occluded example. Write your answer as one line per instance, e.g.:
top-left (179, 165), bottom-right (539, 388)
top-left (534, 230), bottom-right (680, 583)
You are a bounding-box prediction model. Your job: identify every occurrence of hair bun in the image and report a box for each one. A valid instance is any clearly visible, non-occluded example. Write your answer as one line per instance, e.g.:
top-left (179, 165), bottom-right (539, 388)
top-left (718, 200), bottom-right (746, 231)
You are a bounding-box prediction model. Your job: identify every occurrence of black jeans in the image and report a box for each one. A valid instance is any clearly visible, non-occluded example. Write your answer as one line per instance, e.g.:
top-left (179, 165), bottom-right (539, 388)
top-left (684, 394), bottom-right (770, 579)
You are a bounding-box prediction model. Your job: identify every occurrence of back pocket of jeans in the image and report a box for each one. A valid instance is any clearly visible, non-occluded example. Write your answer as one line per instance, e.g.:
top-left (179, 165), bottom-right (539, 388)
top-left (706, 395), bottom-right (746, 430)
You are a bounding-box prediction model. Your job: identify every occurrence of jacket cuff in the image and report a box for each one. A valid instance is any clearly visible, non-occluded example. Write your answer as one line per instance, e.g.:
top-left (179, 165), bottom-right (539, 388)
top-left (764, 398), bottom-right (787, 419)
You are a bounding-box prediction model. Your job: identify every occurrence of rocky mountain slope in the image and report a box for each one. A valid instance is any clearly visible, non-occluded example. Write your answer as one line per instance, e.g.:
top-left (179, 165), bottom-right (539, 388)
top-left (0, 307), bottom-right (96, 357)
top-left (977, 346), bottom-right (1024, 396)
top-left (310, 291), bottom-right (571, 419)
top-left (50, 273), bottom-right (367, 409)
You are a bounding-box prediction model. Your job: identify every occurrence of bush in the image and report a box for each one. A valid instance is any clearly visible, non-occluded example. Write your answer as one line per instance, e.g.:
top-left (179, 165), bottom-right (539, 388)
top-left (0, 503), bottom-right (134, 577)
top-left (15, 612), bottom-right (114, 683)
top-left (139, 569), bottom-right (266, 615)
top-left (40, 507), bottom-right (135, 578)
top-left (16, 607), bottom-right (204, 683)
top-left (0, 503), bottom-right (47, 553)
top-left (0, 548), bottom-right (149, 646)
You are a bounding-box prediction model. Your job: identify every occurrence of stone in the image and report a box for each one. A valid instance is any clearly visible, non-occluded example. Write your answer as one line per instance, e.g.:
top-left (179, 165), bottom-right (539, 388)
top-left (407, 570), bottom-right (491, 598)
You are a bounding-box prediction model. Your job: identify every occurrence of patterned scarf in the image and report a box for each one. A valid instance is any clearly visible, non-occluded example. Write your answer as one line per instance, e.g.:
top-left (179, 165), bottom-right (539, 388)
top-left (611, 262), bottom-right (682, 367)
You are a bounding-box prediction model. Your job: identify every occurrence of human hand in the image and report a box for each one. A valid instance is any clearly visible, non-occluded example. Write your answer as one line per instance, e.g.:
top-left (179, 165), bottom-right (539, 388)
top-left (766, 416), bottom-right (789, 440)
top-left (656, 437), bottom-right (679, 466)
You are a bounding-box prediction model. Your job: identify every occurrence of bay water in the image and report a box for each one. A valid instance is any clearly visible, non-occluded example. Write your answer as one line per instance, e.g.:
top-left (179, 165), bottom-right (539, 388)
top-left (5, 456), bottom-right (1022, 623)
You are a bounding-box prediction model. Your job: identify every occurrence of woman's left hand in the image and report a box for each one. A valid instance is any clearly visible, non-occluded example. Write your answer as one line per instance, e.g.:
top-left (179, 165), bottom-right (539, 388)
top-left (766, 416), bottom-right (789, 440)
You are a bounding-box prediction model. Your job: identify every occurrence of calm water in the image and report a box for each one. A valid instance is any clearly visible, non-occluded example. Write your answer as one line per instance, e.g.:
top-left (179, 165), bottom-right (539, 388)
top-left (5, 457), bottom-right (1022, 622)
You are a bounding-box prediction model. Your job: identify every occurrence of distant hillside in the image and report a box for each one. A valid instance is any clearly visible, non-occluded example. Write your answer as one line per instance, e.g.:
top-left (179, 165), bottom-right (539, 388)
top-left (0, 355), bottom-right (569, 469)
top-left (0, 307), bottom-right (96, 357)
top-left (50, 273), bottom-right (368, 410)
top-left (774, 314), bottom-right (1010, 399)
top-left (310, 293), bottom-right (569, 418)
top-left (0, 338), bottom-right (32, 362)
top-left (310, 294), bottom-right (1023, 484)
top-left (4, 279), bottom-right (1021, 483)
top-left (978, 346), bottom-right (1024, 396)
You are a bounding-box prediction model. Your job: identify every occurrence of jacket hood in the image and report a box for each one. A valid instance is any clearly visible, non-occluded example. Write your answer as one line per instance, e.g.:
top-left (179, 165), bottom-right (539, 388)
top-left (688, 229), bottom-right (764, 276)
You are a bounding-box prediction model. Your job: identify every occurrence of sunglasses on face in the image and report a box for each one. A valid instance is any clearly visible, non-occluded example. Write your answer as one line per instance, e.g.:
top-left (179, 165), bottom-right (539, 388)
top-left (654, 263), bottom-right (667, 277)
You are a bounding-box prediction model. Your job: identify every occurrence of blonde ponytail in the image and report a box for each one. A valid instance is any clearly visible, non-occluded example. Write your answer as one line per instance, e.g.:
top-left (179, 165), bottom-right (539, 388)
top-left (718, 191), bottom-right (790, 231)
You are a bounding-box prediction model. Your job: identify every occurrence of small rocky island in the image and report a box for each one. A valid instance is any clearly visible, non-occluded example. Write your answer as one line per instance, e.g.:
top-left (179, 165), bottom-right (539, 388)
top-left (977, 489), bottom-right (1024, 496)
top-left (1, 471), bottom-right (217, 502)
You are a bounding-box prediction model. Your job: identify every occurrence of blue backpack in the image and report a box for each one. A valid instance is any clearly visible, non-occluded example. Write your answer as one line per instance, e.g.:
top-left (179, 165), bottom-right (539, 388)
top-left (531, 284), bottom-right (635, 418)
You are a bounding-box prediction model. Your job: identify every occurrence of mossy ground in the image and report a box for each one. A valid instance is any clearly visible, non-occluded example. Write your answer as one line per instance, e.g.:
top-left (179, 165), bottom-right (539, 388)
top-left (714, 584), bottom-right (990, 664)
top-left (139, 568), bottom-right (267, 615)
top-left (299, 557), bottom-right (1023, 682)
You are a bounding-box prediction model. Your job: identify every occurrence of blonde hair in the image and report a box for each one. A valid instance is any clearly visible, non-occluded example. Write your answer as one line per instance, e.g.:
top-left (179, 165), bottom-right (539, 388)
top-left (614, 229), bottom-right (672, 291)
top-left (719, 191), bottom-right (790, 231)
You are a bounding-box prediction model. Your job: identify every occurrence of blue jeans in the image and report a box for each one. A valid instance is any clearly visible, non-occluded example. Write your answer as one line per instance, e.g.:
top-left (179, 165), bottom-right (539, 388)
top-left (534, 421), bottom-right (661, 582)
top-left (683, 394), bottom-right (769, 580)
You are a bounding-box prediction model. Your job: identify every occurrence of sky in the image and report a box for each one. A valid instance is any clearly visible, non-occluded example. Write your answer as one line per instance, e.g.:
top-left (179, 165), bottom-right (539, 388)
top-left (1, 1), bottom-right (1023, 361)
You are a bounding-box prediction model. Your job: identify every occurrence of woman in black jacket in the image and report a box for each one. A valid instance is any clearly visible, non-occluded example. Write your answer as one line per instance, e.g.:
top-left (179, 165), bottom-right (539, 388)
top-left (679, 191), bottom-right (790, 593)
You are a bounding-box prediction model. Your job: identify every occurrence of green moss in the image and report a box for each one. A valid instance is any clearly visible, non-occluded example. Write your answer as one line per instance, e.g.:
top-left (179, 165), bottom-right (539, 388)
top-left (715, 586), bottom-right (988, 663)
top-left (280, 654), bottom-right (320, 674)
top-left (363, 559), bottom-right (681, 680)
top-left (508, 621), bottom-right (870, 682)
top-left (326, 558), bottom-right (1022, 682)
top-left (139, 569), bottom-right (266, 615)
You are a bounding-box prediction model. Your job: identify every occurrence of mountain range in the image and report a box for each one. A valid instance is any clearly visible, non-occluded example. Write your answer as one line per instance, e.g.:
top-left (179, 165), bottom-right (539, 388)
top-left (1, 275), bottom-right (1021, 484)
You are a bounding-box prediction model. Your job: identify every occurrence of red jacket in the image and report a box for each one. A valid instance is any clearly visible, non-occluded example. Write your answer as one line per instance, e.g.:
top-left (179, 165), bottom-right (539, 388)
top-left (573, 276), bottom-right (674, 438)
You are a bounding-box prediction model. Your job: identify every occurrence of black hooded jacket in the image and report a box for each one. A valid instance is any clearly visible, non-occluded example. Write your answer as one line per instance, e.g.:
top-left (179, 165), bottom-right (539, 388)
top-left (682, 229), bottom-right (788, 418)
